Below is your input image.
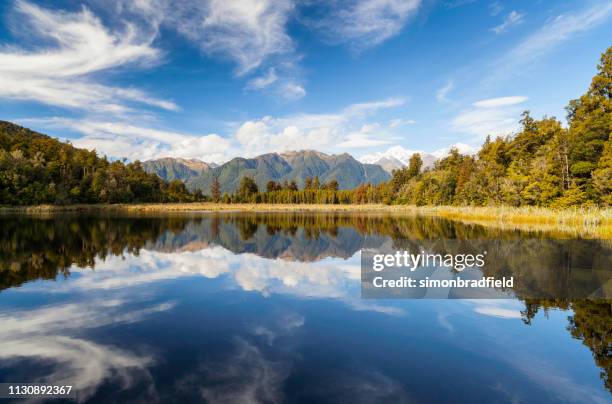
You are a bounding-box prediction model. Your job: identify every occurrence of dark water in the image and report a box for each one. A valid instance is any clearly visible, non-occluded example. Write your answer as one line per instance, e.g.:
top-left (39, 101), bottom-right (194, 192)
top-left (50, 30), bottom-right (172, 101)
top-left (0, 213), bottom-right (610, 403)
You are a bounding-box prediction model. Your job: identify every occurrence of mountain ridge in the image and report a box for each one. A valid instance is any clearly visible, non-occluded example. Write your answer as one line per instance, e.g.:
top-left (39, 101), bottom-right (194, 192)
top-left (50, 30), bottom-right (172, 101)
top-left (143, 150), bottom-right (390, 194)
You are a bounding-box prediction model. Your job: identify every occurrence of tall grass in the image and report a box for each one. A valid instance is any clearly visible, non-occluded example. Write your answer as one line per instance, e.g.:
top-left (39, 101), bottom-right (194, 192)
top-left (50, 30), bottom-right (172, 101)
top-left (409, 205), bottom-right (612, 239)
top-left (2, 203), bottom-right (611, 238)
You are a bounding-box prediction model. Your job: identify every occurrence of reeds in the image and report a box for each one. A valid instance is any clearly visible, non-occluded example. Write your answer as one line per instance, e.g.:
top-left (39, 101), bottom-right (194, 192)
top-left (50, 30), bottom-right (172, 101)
top-left (409, 205), bottom-right (612, 239)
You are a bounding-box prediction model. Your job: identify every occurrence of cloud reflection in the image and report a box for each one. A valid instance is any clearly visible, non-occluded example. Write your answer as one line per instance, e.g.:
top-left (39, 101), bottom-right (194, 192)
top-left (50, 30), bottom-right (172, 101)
top-left (25, 246), bottom-right (403, 316)
top-left (0, 299), bottom-right (174, 401)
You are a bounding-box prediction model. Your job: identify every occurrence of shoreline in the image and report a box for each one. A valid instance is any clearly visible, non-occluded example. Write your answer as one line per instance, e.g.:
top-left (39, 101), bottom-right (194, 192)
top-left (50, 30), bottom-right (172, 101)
top-left (1, 203), bottom-right (611, 238)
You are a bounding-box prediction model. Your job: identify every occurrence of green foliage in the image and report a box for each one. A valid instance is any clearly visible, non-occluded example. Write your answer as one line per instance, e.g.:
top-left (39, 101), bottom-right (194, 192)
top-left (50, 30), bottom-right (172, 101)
top-left (0, 121), bottom-right (197, 205)
top-left (593, 139), bottom-right (612, 205)
top-left (390, 153), bottom-right (422, 193)
top-left (238, 176), bottom-right (259, 201)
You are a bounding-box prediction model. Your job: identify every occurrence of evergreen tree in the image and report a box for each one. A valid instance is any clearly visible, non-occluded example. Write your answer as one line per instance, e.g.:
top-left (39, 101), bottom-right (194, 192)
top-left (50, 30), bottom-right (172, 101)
top-left (238, 176), bottom-right (258, 201)
top-left (566, 46), bottom-right (612, 199)
top-left (211, 176), bottom-right (221, 203)
top-left (407, 153), bottom-right (423, 178)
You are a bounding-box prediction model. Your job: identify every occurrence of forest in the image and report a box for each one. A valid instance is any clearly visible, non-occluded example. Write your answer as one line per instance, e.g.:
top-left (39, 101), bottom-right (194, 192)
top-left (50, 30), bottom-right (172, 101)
top-left (0, 121), bottom-right (197, 204)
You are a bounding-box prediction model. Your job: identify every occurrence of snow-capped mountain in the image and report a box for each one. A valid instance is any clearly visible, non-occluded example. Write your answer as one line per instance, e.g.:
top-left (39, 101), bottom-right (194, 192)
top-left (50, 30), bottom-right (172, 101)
top-left (359, 144), bottom-right (477, 173)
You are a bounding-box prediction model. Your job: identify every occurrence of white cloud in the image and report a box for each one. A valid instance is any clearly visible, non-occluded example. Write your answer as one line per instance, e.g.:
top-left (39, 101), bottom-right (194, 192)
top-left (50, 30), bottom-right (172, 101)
top-left (436, 80), bottom-right (454, 103)
top-left (443, 0), bottom-right (477, 9)
top-left (452, 96), bottom-right (528, 139)
top-left (389, 118), bottom-right (416, 128)
top-left (343, 97), bottom-right (406, 115)
top-left (472, 96), bottom-right (528, 108)
top-left (489, 1), bottom-right (503, 16)
top-left (303, 0), bottom-right (421, 49)
top-left (24, 97), bottom-right (403, 162)
top-left (28, 118), bottom-right (232, 163)
top-left (0, 1), bottom-right (174, 114)
top-left (168, 0), bottom-right (294, 75)
top-left (499, 3), bottom-right (612, 72)
top-left (232, 98), bottom-right (404, 156)
top-left (337, 124), bottom-right (392, 148)
top-left (431, 142), bottom-right (477, 158)
top-left (491, 11), bottom-right (525, 34)
top-left (1, 0), bottom-right (305, 117)
top-left (149, 0), bottom-right (305, 98)
top-left (247, 68), bottom-right (279, 89)
top-left (247, 68), bottom-right (306, 100)
top-left (280, 82), bottom-right (306, 100)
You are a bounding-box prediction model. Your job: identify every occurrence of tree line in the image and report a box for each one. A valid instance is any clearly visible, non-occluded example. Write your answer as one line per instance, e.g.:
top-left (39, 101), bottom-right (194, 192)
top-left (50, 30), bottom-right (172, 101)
top-left (210, 175), bottom-right (393, 204)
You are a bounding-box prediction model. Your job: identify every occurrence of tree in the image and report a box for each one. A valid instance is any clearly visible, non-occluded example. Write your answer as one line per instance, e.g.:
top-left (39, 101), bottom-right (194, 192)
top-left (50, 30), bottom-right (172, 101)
top-left (324, 179), bottom-right (339, 191)
top-left (565, 46), bottom-right (612, 200)
top-left (266, 180), bottom-right (279, 193)
top-left (304, 177), bottom-right (312, 190)
top-left (211, 176), bottom-right (221, 202)
top-left (407, 153), bottom-right (423, 178)
top-left (593, 139), bottom-right (612, 206)
top-left (238, 176), bottom-right (258, 201)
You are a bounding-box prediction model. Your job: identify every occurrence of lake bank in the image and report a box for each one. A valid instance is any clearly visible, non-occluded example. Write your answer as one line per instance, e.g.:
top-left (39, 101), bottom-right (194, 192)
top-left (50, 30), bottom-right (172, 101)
top-left (2, 203), bottom-right (611, 238)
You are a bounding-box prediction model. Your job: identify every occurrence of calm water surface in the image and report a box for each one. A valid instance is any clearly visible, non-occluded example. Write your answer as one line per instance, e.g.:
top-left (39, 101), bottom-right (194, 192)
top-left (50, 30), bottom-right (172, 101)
top-left (0, 213), bottom-right (610, 403)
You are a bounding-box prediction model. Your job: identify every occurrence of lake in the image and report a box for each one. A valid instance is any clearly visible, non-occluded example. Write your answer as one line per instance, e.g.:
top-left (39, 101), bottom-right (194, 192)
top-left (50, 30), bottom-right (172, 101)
top-left (0, 212), bottom-right (610, 403)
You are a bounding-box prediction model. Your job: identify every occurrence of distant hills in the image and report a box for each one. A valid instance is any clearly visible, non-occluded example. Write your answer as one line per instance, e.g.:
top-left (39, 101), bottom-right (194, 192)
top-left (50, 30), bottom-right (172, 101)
top-left (142, 158), bottom-right (217, 182)
top-left (144, 150), bottom-right (390, 194)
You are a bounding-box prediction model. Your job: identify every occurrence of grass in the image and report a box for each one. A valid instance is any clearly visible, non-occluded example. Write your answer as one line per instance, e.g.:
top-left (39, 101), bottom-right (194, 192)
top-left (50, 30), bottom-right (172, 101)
top-left (1, 203), bottom-right (611, 238)
top-left (411, 205), bottom-right (612, 239)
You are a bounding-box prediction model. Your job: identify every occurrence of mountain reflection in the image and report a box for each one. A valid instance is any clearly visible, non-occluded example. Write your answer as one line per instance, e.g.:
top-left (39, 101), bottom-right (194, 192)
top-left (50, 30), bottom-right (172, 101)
top-left (0, 212), bottom-right (611, 394)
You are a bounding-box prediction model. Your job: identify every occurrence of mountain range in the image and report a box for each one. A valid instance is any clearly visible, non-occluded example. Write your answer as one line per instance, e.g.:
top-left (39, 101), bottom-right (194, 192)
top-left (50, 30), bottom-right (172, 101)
top-left (141, 158), bottom-right (217, 182)
top-left (143, 150), bottom-right (390, 194)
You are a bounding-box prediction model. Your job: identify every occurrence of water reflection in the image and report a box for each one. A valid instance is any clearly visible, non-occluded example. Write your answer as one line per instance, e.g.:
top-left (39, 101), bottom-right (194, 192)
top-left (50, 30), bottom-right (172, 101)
top-left (0, 213), bottom-right (610, 402)
top-left (3, 213), bottom-right (610, 299)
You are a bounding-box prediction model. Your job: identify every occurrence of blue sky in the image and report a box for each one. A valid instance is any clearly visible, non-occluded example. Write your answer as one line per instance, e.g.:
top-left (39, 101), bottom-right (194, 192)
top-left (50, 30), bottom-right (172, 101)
top-left (0, 0), bottom-right (611, 163)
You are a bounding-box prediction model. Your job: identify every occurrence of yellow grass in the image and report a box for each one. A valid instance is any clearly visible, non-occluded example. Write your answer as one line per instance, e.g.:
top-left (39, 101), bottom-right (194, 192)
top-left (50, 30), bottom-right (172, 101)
top-left (2, 203), bottom-right (611, 238)
top-left (411, 205), bottom-right (612, 239)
